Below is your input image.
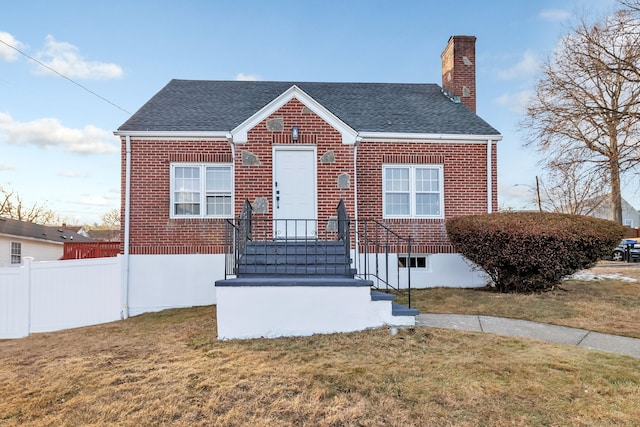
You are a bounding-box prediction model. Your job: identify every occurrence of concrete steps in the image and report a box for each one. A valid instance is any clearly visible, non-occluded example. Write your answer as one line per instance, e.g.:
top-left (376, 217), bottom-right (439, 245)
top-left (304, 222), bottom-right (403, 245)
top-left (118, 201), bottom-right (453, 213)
top-left (236, 240), bottom-right (354, 277)
top-left (370, 290), bottom-right (419, 320)
top-left (215, 240), bottom-right (418, 339)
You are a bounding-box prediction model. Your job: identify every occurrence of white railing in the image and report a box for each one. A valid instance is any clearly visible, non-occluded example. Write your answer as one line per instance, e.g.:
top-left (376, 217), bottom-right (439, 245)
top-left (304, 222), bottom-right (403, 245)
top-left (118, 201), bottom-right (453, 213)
top-left (0, 256), bottom-right (123, 339)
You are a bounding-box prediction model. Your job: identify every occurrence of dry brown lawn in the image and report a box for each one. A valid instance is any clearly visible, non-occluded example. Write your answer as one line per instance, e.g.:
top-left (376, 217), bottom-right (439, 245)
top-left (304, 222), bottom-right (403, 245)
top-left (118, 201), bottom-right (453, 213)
top-left (407, 261), bottom-right (640, 338)
top-left (1, 262), bottom-right (640, 426)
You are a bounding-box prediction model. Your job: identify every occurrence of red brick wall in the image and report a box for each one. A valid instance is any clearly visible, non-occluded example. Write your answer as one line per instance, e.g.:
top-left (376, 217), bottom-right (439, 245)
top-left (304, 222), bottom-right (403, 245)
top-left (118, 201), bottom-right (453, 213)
top-left (121, 139), bottom-right (232, 254)
top-left (235, 98), bottom-right (355, 227)
top-left (121, 98), bottom-right (497, 255)
top-left (356, 140), bottom-right (497, 253)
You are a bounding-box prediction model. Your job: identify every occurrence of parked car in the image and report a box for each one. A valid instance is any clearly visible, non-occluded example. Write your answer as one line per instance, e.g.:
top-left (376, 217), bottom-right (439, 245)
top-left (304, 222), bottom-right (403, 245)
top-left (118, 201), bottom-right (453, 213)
top-left (611, 239), bottom-right (640, 262)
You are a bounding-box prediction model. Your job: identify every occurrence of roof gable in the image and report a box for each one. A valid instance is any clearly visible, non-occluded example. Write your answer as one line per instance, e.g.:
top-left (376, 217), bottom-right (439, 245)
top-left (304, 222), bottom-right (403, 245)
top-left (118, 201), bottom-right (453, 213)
top-left (231, 85), bottom-right (358, 144)
top-left (117, 80), bottom-right (501, 138)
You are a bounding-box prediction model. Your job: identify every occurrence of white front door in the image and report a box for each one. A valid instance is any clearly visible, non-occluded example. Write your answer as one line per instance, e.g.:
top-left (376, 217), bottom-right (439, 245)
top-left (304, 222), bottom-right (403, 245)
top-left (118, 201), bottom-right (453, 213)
top-left (273, 147), bottom-right (317, 238)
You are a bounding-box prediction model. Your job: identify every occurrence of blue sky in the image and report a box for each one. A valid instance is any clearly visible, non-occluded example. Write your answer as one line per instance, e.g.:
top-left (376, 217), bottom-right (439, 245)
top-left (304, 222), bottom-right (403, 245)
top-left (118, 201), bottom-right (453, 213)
top-left (0, 0), bottom-right (623, 225)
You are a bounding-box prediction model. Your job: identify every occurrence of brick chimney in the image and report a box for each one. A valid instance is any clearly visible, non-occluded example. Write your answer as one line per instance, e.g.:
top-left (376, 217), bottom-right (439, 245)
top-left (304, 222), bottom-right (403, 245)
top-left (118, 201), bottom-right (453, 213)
top-left (441, 35), bottom-right (477, 113)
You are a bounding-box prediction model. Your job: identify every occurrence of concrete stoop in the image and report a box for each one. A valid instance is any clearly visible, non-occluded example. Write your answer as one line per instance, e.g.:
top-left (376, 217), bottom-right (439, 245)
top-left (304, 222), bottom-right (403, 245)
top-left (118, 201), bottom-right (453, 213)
top-left (216, 240), bottom-right (418, 339)
top-left (215, 279), bottom-right (419, 339)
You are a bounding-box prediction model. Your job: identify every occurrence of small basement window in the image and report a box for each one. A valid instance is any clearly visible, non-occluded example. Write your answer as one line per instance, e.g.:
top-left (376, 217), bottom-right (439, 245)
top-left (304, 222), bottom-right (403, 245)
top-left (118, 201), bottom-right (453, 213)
top-left (398, 255), bottom-right (428, 269)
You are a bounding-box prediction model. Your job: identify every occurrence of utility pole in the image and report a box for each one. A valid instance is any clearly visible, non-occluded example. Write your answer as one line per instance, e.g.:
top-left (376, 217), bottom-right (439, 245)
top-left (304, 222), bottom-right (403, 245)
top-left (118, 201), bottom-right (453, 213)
top-left (536, 176), bottom-right (542, 212)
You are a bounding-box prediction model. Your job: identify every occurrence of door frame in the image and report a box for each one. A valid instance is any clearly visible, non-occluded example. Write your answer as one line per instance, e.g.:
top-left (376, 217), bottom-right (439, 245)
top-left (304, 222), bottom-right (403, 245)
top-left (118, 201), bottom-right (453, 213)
top-left (272, 145), bottom-right (318, 238)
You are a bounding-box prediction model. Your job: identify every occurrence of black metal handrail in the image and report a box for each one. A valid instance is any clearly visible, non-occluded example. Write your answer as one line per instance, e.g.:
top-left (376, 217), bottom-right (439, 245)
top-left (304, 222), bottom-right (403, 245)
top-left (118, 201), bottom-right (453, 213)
top-left (222, 199), bottom-right (413, 307)
top-left (224, 199), bottom-right (252, 279)
top-left (223, 199), bottom-right (352, 278)
top-left (356, 220), bottom-right (413, 308)
top-left (238, 199), bottom-right (252, 245)
top-left (336, 199), bottom-right (350, 262)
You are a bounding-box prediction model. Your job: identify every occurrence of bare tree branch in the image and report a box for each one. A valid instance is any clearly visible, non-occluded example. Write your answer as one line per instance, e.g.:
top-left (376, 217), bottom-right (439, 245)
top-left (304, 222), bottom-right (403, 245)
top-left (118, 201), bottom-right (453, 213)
top-left (100, 208), bottom-right (120, 229)
top-left (521, 10), bottom-right (640, 224)
top-left (619, 0), bottom-right (640, 13)
top-left (538, 161), bottom-right (609, 215)
top-left (0, 185), bottom-right (59, 225)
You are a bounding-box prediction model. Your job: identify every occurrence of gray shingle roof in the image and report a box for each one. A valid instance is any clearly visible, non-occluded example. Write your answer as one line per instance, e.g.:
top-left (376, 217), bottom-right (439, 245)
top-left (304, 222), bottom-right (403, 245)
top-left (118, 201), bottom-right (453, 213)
top-left (0, 217), bottom-right (94, 243)
top-left (118, 80), bottom-right (500, 136)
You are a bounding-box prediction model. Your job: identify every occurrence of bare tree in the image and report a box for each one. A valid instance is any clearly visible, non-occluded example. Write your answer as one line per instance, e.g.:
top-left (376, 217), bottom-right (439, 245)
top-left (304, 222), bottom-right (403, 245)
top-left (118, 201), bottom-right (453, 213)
top-left (538, 161), bottom-right (609, 215)
top-left (522, 10), bottom-right (640, 224)
top-left (0, 187), bottom-right (11, 216)
top-left (0, 185), bottom-right (59, 225)
top-left (100, 208), bottom-right (120, 229)
top-left (619, 0), bottom-right (640, 13)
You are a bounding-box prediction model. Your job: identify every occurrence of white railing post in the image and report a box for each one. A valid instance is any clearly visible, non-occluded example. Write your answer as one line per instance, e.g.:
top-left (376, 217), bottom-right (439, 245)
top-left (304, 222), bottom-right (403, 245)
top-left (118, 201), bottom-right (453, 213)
top-left (24, 257), bottom-right (34, 335)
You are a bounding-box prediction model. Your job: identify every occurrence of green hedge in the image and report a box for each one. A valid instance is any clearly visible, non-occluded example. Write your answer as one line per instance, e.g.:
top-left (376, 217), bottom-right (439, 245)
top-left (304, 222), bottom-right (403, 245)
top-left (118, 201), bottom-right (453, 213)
top-left (446, 212), bottom-right (625, 292)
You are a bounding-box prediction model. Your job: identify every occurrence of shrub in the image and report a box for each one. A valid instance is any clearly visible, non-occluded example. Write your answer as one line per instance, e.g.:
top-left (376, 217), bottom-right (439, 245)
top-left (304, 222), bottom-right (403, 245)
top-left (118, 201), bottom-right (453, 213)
top-left (446, 212), bottom-right (625, 293)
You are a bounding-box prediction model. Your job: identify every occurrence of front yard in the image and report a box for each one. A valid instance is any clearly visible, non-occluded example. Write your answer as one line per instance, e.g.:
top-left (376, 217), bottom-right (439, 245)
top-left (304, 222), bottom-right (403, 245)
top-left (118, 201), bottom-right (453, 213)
top-left (1, 262), bottom-right (639, 426)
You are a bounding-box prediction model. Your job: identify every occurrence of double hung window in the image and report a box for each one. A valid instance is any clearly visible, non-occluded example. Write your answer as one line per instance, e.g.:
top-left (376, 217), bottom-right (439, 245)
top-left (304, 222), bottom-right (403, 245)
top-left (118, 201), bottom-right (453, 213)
top-left (10, 241), bottom-right (21, 264)
top-left (383, 165), bottom-right (443, 218)
top-left (171, 164), bottom-right (233, 218)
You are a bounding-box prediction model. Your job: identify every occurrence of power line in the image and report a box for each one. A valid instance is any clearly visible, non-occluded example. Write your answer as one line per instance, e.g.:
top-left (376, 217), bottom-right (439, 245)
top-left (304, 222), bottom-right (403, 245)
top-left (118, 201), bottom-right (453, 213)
top-left (0, 38), bottom-right (132, 115)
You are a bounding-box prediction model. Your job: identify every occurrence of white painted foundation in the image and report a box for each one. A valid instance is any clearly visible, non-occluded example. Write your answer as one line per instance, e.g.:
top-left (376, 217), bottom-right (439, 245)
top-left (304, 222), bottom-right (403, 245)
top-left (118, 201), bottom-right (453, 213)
top-left (404, 254), bottom-right (490, 288)
top-left (127, 254), bottom-right (222, 316)
top-left (216, 284), bottom-right (414, 340)
top-left (357, 252), bottom-right (489, 289)
top-left (125, 252), bottom-right (486, 319)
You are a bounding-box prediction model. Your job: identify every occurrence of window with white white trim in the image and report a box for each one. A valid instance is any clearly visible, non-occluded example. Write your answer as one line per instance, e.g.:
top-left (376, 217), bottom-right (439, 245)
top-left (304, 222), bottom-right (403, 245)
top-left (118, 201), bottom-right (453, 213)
top-left (171, 164), bottom-right (233, 218)
top-left (383, 165), bottom-right (444, 218)
top-left (10, 241), bottom-right (21, 264)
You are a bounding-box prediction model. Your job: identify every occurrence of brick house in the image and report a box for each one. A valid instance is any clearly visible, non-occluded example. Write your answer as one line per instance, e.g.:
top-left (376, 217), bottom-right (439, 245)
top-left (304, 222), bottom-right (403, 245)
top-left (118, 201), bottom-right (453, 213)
top-left (115, 35), bottom-right (501, 317)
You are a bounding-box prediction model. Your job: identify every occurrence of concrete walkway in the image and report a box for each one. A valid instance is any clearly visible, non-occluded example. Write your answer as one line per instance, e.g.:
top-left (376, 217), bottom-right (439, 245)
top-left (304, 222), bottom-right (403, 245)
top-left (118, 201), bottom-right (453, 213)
top-left (416, 314), bottom-right (640, 359)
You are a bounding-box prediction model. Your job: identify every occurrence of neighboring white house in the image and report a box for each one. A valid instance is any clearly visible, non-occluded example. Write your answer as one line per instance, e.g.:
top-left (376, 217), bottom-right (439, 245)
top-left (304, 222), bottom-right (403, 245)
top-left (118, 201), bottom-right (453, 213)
top-left (0, 217), bottom-right (93, 267)
top-left (585, 195), bottom-right (640, 228)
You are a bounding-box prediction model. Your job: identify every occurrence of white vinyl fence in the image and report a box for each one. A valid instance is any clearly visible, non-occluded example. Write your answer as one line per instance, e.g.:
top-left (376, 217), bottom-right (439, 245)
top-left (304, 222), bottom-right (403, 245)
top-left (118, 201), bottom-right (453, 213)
top-left (0, 256), bottom-right (122, 339)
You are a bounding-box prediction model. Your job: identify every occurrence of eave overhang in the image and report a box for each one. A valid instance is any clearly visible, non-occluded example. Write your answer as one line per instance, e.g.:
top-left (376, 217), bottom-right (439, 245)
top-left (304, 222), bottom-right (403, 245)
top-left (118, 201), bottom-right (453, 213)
top-left (356, 132), bottom-right (503, 143)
